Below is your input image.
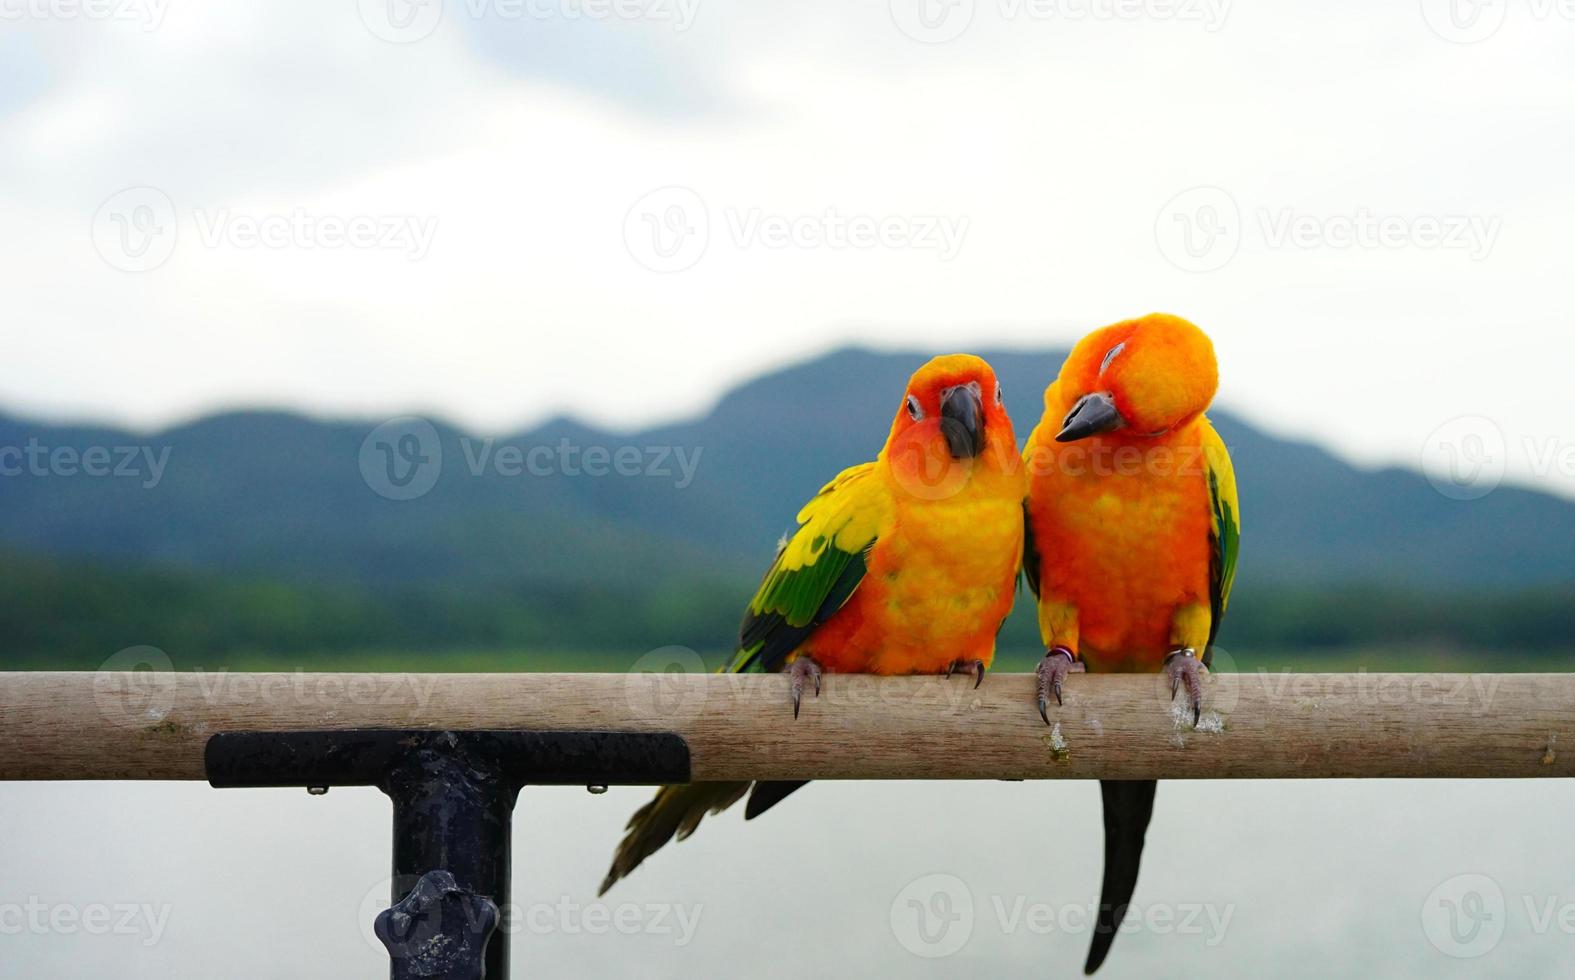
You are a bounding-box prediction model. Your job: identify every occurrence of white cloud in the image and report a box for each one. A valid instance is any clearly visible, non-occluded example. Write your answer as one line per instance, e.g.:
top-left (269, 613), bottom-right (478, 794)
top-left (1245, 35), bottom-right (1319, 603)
top-left (2, 0), bottom-right (1574, 498)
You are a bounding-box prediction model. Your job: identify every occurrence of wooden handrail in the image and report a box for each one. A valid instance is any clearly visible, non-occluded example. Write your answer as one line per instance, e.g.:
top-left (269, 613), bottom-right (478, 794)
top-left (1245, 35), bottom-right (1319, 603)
top-left (0, 670), bottom-right (1568, 781)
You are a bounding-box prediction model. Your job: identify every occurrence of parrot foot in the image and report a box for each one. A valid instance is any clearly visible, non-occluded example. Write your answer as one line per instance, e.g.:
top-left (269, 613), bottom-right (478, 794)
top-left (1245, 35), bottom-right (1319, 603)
top-left (789, 656), bottom-right (822, 719)
top-left (1165, 647), bottom-right (1207, 726)
top-left (1036, 646), bottom-right (1084, 724)
top-left (947, 658), bottom-right (987, 689)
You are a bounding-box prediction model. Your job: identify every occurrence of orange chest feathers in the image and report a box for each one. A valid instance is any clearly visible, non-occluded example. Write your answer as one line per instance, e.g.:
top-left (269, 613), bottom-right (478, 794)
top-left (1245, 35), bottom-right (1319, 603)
top-left (1026, 429), bottom-right (1214, 666)
top-left (809, 473), bottom-right (1024, 675)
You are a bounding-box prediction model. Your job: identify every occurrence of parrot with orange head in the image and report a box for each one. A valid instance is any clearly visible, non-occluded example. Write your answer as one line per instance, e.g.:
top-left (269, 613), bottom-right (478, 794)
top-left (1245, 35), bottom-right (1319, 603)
top-left (600, 353), bottom-right (1026, 894)
top-left (1022, 313), bottom-right (1240, 974)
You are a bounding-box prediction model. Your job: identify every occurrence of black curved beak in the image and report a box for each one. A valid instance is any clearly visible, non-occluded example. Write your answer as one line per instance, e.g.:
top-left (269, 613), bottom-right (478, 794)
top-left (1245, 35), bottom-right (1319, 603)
top-left (940, 385), bottom-right (985, 459)
top-left (1055, 391), bottom-right (1124, 442)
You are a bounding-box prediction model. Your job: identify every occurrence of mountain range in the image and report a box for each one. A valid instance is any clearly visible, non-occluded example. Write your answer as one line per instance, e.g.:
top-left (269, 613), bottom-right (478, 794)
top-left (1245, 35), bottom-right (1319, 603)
top-left (3, 347), bottom-right (1572, 662)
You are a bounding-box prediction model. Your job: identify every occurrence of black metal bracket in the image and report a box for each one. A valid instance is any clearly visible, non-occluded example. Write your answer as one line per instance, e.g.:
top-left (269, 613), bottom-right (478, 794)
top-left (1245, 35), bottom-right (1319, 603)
top-left (206, 730), bottom-right (691, 980)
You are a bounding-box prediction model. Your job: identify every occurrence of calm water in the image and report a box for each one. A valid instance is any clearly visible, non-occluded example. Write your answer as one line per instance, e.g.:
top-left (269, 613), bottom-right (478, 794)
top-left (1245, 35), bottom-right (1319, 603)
top-left (2, 779), bottom-right (1571, 977)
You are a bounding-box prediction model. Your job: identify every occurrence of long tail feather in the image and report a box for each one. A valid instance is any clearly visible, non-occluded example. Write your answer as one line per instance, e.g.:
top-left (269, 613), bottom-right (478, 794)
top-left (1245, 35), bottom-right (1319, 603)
top-left (599, 782), bottom-right (750, 895)
top-left (1084, 779), bottom-right (1157, 975)
top-left (744, 779), bottom-right (808, 820)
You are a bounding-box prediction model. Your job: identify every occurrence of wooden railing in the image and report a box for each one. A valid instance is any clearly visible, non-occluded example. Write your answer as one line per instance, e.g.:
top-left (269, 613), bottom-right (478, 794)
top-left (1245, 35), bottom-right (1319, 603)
top-left (4, 669), bottom-right (1569, 978)
top-left (3, 671), bottom-right (1570, 781)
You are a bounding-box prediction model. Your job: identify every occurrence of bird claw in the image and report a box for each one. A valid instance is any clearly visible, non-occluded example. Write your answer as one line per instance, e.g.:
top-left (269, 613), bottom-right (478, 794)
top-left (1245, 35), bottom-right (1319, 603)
top-left (1164, 647), bottom-right (1206, 726)
top-left (789, 656), bottom-right (822, 719)
top-left (1035, 646), bottom-right (1084, 724)
top-left (947, 658), bottom-right (987, 689)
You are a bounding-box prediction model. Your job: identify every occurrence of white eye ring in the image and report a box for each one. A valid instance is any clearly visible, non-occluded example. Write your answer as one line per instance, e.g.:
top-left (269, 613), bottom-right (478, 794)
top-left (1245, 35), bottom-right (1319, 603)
top-left (906, 394), bottom-right (923, 420)
top-left (1100, 342), bottom-right (1126, 374)
top-left (994, 382), bottom-right (1004, 405)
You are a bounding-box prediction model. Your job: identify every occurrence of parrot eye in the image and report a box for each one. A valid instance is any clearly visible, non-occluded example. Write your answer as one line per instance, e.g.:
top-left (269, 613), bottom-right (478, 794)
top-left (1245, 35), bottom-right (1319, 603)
top-left (1100, 342), bottom-right (1126, 374)
top-left (905, 394), bottom-right (924, 421)
top-left (994, 382), bottom-right (1003, 405)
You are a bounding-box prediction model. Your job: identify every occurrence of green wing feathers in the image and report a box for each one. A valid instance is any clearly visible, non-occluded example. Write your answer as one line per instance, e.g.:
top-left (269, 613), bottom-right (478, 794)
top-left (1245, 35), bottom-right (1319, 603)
top-left (730, 462), bottom-right (886, 673)
top-left (599, 782), bottom-right (749, 895)
top-left (1201, 420), bottom-right (1240, 655)
top-left (603, 463), bottom-right (889, 894)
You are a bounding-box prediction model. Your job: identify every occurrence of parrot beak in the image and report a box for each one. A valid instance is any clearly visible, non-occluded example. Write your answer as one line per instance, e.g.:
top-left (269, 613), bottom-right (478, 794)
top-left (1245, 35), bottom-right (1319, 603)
top-left (1056, 391), bottom-right (1125, 442)
top-left (940, 385), bottom-right (986, 459)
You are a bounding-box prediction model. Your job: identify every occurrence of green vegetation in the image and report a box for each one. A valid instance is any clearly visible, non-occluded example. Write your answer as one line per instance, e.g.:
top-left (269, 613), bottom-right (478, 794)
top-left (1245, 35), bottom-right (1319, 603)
top-left (5, 349), bottom-right (1575, 674)
top-left (2, 550), bottom-right (1571, 672)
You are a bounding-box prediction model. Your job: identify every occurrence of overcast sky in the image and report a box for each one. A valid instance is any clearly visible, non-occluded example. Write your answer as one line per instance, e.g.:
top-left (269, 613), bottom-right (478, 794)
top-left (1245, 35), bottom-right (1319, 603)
top-left (2, 1), bottom-right (1573, 497)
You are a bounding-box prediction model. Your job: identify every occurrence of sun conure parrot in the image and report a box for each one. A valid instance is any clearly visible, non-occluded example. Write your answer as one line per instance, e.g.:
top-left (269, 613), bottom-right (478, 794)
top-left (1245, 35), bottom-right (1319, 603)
top-left (600, 354), bottom-right (1025, 894)
top-left (1022, 313), bottom-right (1240, 974)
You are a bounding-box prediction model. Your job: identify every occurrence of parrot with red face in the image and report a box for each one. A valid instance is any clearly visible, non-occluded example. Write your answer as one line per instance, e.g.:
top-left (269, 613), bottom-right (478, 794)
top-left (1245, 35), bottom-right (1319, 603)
top-left (1022, 313), bottom-right (1240, 973)
top-left (600, 353), bottom-right (1025, 894)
